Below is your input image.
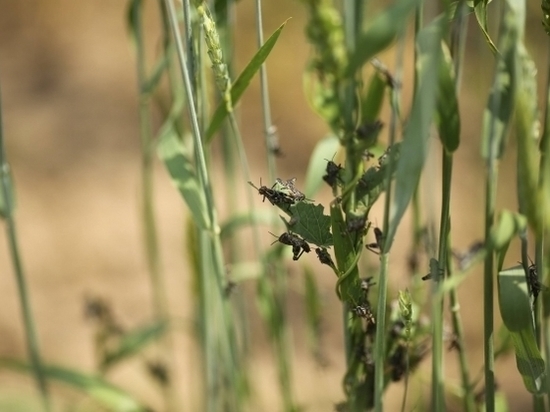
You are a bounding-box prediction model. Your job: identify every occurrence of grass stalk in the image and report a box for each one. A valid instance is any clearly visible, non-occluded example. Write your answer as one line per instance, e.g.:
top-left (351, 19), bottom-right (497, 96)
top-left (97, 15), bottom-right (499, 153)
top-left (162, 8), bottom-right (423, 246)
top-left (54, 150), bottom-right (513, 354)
top-left (483, 155), bottom-right (497, 412)
top-left (0, 86), bottom-right (51, 411)
top-left (130, 3), bottom-right (180, 409)
top-left (164, 1), bottom-right (245, 409)
top-left (431, 151), bottom-right (453, 412)
top-left (253, 1), bottom-right (298, 410)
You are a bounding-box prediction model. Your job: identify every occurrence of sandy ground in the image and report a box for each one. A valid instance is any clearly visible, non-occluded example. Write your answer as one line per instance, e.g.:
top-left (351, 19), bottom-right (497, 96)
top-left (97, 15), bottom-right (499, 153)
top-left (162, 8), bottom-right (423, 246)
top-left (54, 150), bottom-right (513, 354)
top-left (0, 1), bottom-right (546, 411)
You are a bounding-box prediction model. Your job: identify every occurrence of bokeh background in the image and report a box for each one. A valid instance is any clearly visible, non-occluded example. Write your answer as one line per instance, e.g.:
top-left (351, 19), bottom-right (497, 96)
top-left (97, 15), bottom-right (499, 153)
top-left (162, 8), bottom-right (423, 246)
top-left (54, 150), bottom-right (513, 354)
top-left (0, 1), bottom-right (548, 410)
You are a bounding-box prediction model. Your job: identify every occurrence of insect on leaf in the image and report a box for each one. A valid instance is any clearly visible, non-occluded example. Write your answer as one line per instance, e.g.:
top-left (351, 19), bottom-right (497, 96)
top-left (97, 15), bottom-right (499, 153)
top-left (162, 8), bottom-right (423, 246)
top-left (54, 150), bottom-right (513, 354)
top-left (282, 202), bottom-right (332, 247)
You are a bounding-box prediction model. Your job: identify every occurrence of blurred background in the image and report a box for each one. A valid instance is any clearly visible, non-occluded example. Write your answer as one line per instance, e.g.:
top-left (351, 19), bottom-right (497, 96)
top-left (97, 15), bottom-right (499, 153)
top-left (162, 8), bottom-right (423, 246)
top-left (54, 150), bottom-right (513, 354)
top-left (0, 0), bottom-right (548, 410)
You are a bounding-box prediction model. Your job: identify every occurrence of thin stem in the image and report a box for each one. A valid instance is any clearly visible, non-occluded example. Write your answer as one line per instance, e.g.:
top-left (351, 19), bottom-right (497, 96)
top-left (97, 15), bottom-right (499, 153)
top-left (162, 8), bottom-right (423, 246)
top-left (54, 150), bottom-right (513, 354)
top-left (431, 152), bottom-right (453, 412)
top-left (164, 2), bottom-right (243, 410)
top-left (483, 157), bottom-right (497, 412)
top-left (0, 86), bottom-right (50, 411)
top-left (374, 253), bottom-right (390, 412)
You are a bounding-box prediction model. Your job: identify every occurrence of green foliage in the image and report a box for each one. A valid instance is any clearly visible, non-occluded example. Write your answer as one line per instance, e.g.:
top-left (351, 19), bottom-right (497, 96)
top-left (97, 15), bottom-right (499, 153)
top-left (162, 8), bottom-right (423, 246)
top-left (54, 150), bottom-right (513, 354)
top-left (205, 19), bottom-right (290, 140)
top-left (282, 202), bottom-right (333, 247)
top-left (387, 18), bottom-right (443, 250)
top-left (435, 41), bottom-right (460, 152)
top-left (497, 266), bottom-right (546, 394)
top-left (157, 131), bottom-right (210, 230)
top-left (0, 359), bottom-right (148, 411)
top-left (101, 321), bottom-right (169, 371)
top-left (0, 165), bottom-right (14, 219)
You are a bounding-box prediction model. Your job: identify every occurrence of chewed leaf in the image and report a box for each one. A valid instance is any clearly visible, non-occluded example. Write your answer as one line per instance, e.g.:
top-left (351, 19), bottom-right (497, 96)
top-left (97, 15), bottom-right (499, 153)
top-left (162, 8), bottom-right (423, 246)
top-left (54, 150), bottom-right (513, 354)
top-left (498, 266), bottom-right (546, 394)
top-left (282, 202), bottom-right (332, 247)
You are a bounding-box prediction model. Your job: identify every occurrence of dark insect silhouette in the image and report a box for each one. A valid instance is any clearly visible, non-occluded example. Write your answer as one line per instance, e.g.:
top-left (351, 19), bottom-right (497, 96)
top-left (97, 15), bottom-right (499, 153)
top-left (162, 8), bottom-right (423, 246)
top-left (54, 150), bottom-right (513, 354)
top-left (322, 158), bottom-right (344, 188)
top-left (366, 227), bottom-right (384, 254)
top-left (248, 180), bottom-right (295, 206)
top-left (315, 247), bottom-right (335, 268)
top-left (270, 231), bottom-right (311, 261)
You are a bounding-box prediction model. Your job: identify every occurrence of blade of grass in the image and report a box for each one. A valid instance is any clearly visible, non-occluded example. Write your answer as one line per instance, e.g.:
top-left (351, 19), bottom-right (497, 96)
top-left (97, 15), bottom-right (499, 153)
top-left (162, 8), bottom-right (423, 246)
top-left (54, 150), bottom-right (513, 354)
top-left (205, 19), bottom-right (290, 141)
top-left (0, 84), bottom-right (51, 412)
top-left (0, 358), bottom-right (148, 412)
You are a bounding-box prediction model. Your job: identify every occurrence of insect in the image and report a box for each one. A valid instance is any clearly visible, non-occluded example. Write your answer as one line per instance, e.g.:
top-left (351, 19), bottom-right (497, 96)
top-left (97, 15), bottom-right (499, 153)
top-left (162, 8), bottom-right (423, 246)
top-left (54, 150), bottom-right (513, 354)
top-left (351, 302), bottom-right (376, 325)
top-left (315, 247), bottom-right (335, 268)
top-left (266, 125), bottom-right (284, 157)
top-left (522, 258), bottom-right (547, 308)
top-left (274, 177), bottom-right (306, 202)
top-left (248, 180), bottom-right (295, 206)
top-left (322, 157), bottom-right (344, 188)
top-left (452, 241), bottom-right (484, 271)
top-left (270, 231), bottom-right (311, 261)
top-left (421, 258), bottom-right (443, 281)
top-left (371, 58), bottom-right (399, 89)
top-left (360, 277), bottom-right (376, 295)
top-left (356, 120), bottom-right (383, 141)
top-left (365, 227), bottom-right (384, 254)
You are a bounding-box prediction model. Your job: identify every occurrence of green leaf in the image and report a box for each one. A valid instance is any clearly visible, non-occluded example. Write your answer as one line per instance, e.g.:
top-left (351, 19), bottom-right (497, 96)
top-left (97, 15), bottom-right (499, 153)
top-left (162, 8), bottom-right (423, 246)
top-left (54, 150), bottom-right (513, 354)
top-left (515, 45), bottom-right (542, 236)
top-left (0, 358), bottom-right (147, 411)
top-left (387, 19), bottom-right (443, 249)
top-left (157, 131), bottom-right (210, 230)
top-left (361, 71), bottom-right (387, 124)
top-left (347, 0), bottom-right (420, 74)
top-left (0, 165), bottom-right (15, 219)
top-left (101, 321), bottom-right (169, 370)
top-left (205, 19), bottom-right (290, 141)
top-left (330, 201), bottom-right (361, 299)
top-left (473, 0), bottom-right (498, 54)
top-left (355, 142), bottom-right (400, 209)
top-left (303, 135), bottom-right (340, 198)
top-left (220, 210), bottom-right (274, 240)
top-left (282, 202), bottom-right (332, 247)
top-left (142, 49), bottom-right (172, 94)
top-left (126, 0), bottom-right (142, 50)
top-left (489, 209), bottom-right (526, 270)
top-left (435, 41), bottom-right (460, 152)
top-left (497, 266), bottom-right (546, 394)
top-left (304, 267), bottom-right (323, 361)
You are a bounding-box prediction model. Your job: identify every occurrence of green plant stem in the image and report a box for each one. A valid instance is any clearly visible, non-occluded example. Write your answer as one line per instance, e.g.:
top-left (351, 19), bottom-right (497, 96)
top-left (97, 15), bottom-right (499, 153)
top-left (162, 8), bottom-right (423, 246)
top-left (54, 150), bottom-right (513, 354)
top-left (541, 37), bottom-right (550, 410)
top-left (447, 251), bottom-right (476, 412)
top-left (254, 0), bottom-right (276, 184)
top-left (483, 157), bottom-right (497, 412)
top-left (131, 4), bottom-right (180, 410)
top-left (431, 151), bottom-right (453, 412)
top-left (254, 1), bottom-right (298, 410)
top-left (446, 7), bottom-right (476, 410)
top-left (164, 1), bottom-right (244, 410)
top-left (374, 253), bottom-right (390, 412)
top-left (0, 87), bottom-right (50, 412)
